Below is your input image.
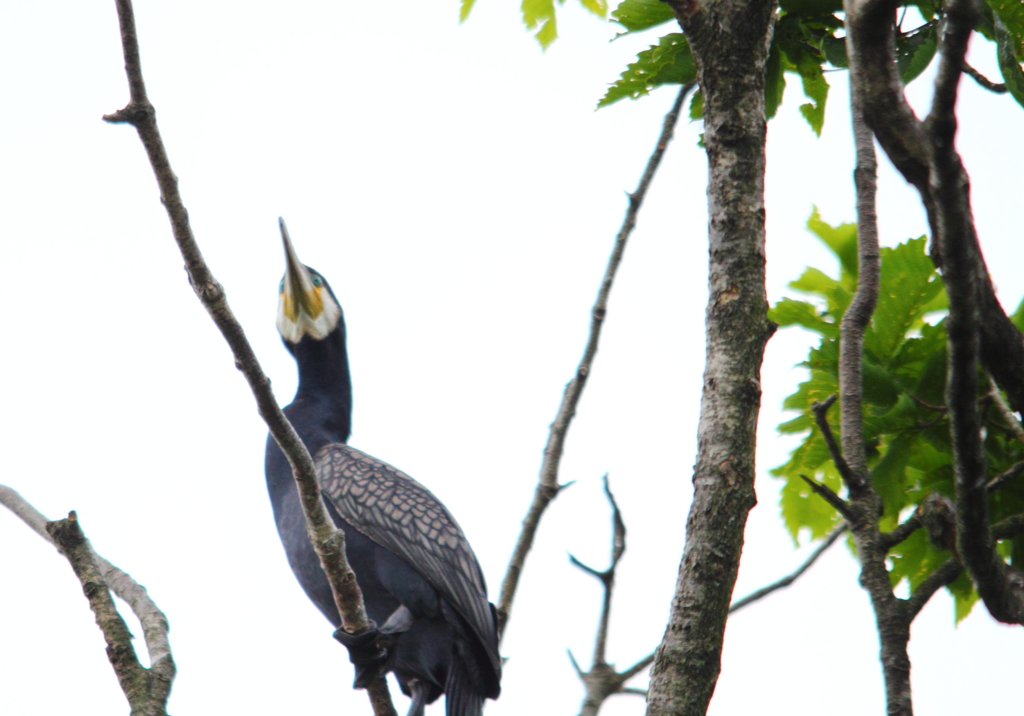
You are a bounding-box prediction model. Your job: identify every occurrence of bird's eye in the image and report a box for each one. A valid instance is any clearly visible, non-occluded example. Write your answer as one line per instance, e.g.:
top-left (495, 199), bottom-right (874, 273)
top-left (279, 279), bottom-right (285, 293)
top-left (312, 275), bottom-right (323, 287)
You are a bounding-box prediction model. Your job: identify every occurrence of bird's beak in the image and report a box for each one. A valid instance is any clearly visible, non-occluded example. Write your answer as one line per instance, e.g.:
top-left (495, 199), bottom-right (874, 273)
top-left (279, 218), bottom-right (325, 322)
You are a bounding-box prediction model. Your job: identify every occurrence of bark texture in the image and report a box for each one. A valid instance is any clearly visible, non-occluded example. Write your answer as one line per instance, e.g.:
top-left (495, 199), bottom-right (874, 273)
top-left (646, 3), bottom-right (776, 714)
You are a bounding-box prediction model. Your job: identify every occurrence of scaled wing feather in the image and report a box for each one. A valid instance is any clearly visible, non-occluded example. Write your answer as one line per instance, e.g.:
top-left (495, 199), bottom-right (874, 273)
top-left (315, 443), bottom-right (500, 674)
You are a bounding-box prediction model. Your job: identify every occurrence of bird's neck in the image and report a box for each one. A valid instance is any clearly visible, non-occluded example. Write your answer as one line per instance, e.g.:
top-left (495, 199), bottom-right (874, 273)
top-left (286, 326), bottom-right (353, 447)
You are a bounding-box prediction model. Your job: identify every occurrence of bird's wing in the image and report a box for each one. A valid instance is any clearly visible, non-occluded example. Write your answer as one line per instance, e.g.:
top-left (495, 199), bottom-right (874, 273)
top-left (315, 443), bottom-right (499, 671)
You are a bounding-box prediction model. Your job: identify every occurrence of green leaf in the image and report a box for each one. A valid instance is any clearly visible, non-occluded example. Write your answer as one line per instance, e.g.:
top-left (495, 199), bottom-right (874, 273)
top-left (1011, 295), bottom-right (1024, 334)
top-left (821, 34), bottom-right (848, 68)
top-left (896, 22), bottom-right (938, 84)
top-left (871, 432), bottom-right (915, 517)
top-left (996, 16), bottom-right (1024, 109)
top-left (765, 35), bottom-right (787, 120)
top-left (598, 34), bottom-right (696, 107)
top-left (988, 0), bottom-right (1024, 56)
top-left (778, 462), bottom-right (844, 543)
top-left (948, 570), bottom-right (980, 623)
top-left (611, 0), bottom-right (674, 33)
top-left (523, 0), bottom-right (559, 49)
top-left (579, 0), bottom-right (609, 19)
top-left (889, 528), bottom-right (951, 592)
top-left (689, 90), bottom-right (704, 121)
top-left (770, 298), bottom-right (838, 337)
top-left (867, 238), bottom-right (944, 362)
top-left (460, 0), bottom-right (476, 22)
top-left (796, 53), bottom-right (830, 136)
top-left (807, 208), bottom-right (858, 278)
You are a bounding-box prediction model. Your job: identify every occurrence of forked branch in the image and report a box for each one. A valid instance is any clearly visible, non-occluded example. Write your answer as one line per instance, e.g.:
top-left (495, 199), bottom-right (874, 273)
top-left (0, 486), bottom-right (174, 716)
top-left (496, 82), bottom-right (694, 638)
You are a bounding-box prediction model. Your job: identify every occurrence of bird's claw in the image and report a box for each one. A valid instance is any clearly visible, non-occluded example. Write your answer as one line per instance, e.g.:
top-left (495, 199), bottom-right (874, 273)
top-left (333, 622), bottom-right (390, 689)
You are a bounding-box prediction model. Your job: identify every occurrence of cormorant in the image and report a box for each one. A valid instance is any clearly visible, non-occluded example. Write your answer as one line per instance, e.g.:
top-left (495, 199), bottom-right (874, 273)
top-left (264, 221), bottom-right (501, 716)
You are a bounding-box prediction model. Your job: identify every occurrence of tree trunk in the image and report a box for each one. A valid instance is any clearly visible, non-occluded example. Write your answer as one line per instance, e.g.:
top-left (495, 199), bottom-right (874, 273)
top-left (646, 2), bottom-right (777, 714)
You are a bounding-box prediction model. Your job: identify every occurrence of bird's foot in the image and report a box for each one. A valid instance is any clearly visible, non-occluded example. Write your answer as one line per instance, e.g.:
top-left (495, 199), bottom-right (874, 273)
top-left (333, 622), bottom-right (390, 689)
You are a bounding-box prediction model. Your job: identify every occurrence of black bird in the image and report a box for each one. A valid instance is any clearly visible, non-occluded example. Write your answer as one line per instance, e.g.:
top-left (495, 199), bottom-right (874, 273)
top-left (264, 220), bottom-right (501, 716)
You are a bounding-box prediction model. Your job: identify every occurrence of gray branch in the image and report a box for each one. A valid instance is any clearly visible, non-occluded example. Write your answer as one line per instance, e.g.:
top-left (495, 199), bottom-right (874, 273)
top-left (924, 0), bottom-right (1024, 626)
top-left (102, 0), bottom-right (394, 711)
top-left (729, 521), bottom-right (848, 613)
top-left (496, 81), bottom-right (694, 639)
top-left (0, 486), bottom-right (174, 716)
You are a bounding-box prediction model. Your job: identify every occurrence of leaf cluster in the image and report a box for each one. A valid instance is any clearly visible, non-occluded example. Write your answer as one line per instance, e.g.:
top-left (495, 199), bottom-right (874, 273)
top-left (769, 212), bottom-right (1024, 621)
top-left (586, 0), bottom-right (1024, 121)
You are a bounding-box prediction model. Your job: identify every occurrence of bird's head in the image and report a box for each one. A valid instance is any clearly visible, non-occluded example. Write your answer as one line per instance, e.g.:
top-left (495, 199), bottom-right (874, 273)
top-left (276, 218), bottom-right (342, 344)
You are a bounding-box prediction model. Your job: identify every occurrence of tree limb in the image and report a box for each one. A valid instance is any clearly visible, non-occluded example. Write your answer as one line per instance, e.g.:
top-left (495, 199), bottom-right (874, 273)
top-left (963, 62), bottom-right (1007, 93)
top-left (1, 486), bottom-right (174, 716)
top-left (102, 1), bottom-right (394, 711)
top-left (925, 0), bottom-right (1024, 626)
top-left (496, 82), bottom-right (694, 638)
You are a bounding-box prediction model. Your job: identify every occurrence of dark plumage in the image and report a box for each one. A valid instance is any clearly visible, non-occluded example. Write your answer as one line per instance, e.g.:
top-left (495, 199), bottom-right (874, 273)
top-left (264, 222), bottom-right (500, 716)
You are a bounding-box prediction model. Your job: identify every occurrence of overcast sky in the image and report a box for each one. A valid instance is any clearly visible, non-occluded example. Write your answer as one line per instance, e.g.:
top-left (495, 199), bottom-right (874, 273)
top-left (1, 2), bottom-right (1021, 715)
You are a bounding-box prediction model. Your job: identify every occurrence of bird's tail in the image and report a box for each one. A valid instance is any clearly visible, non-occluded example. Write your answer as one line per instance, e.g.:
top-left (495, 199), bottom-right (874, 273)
top-left (445, 658), bottom-right (484, 716)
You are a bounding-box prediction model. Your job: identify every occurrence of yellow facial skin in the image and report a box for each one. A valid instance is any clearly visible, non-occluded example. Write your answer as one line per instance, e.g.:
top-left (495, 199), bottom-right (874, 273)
top-left (277, 219), bottom-right (342, 343)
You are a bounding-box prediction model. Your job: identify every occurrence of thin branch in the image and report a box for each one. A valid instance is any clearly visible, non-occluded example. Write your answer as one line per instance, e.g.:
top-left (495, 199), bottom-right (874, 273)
top-left (0, 486), bottom-right (174, 687)
top-left (102, 1), bottom-right (394, 711)
top-left (987, 375), bottom-right (1024, 443)
top-left (987, 461), bottom-right (1024, 493)
top-left (570, 476), bottom-right (648, 716)
top-left (880, 514), bottom-right (922, 552)
top-left (619, 653), bottom-right (656, 682)
top-left (906, 392), bottom-right (946, 413)
top-left (993, 513), bottom-right (1024, 541)
top-left (906, 556), bottom-right (962, 620)
top-left (800, 474), bottom-right (855, 521)
top-left (729, 521), bottom-right (848, 613)
top-left (606, 520), bottom-right (848, 706)
top-left (963, 62), bottom-right (1007, 93)
top-left (496, 82), bottom-right (694, 638)
top-left (838, 88), bottom-right (882, 497)
top-left (811, 396), bottom-right (858, 490)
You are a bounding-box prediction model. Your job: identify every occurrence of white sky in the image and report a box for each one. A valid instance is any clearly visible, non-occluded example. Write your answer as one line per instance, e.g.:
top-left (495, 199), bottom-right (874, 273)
top-left (0, 1), bottom-right (1021, 715)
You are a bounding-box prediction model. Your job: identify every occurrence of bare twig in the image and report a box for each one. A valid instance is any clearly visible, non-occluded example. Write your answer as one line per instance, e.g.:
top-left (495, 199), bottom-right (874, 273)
top-left (496, 81), bottom-right (694, 638)
top-left (569, 476), bottom-right (649, 716)
top-left (596, 518), bottom-right (847, 713)
top-left (800, 475), bottom-right (855, 521)
top-left (963, 62), bottom-right (1007, 93)
top-left (1, 486), bottom-right (174, 689)
top-left (906, 392), bottom-right (946, 413)
top-left (987, 461), bottom-right (1024, 493)
top-left (102, 1), bottom-right (394, 711)
top-left (987, 375), bottom-right (1024, 443)
top-left (729, 521), bottom-right (848, 613)
top-left (811, 396), bottom-right (859, 490)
